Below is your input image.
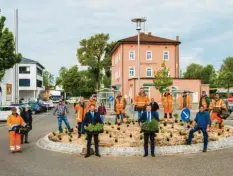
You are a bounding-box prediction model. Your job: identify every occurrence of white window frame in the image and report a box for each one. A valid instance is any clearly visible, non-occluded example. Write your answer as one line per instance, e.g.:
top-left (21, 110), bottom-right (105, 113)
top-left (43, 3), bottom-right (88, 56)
top-left (146, 67), bottom-right (153, 77)
top-left (163, 51), bottom-right (169, 60)
top-left (165, 71), bottom-right (170, 77)
top-left (146, 50), bottom-right (152, 60)
top-left (129, 51), bottom-right (135, 60)
top-left (129, 67), bottom-right (135, 77)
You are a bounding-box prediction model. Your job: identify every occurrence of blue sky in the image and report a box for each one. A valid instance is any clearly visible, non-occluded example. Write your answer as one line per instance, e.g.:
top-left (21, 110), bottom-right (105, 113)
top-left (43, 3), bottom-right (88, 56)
top-left (1, 0), bottom-right (233, 76)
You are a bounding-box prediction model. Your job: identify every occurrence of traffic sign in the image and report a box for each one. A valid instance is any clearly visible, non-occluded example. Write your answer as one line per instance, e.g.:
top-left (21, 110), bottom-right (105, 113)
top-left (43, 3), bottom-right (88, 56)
top-left (109, 96), bottom-right (114, 102)
top-left (181, 108), bottom-right (191, 122)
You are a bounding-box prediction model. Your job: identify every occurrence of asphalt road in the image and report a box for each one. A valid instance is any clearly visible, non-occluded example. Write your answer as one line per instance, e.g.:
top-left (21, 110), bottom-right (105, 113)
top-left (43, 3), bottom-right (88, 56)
top-left (0, 107), bottom-right (233, 176)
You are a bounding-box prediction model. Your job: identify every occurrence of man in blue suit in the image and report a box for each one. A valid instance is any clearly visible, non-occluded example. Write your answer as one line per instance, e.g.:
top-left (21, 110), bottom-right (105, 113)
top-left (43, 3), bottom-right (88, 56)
top-left (140, 104), bottom-right (159, 157)
top-left (83, 104), bottom-right (103, 158)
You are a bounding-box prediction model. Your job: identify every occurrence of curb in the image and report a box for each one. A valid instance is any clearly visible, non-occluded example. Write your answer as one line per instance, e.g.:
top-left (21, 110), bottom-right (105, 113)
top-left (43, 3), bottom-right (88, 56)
top-left (37, 127), bottom-right (233, 156)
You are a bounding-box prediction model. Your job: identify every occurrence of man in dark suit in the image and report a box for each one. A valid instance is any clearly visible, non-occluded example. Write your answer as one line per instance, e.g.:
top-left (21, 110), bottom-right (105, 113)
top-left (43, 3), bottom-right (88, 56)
top-left (83, 104), bottom-right (103, 158)
top-left (20, 105), bottom-right (32, 144)
top-left (140, 104), bottom-right (159, 157)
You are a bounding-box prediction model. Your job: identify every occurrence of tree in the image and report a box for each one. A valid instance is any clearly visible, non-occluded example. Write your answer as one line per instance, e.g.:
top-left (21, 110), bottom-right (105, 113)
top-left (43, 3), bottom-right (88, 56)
top-left (43, 71), bottom-right (54, 88)
top-left (200, 65), bottom-right (216, 84)
top-left (0, 16), bottom-right (22, 81)
top-left (77, 33), bottom-right (115, 89)
top-left (217, 57), bottom-right (233, 93)
top-left (153, 61), bottom-right (173, 94)
top-left (57, 66), bottom-right (95, 97)
top-left (183, 63), bottom-right (203, 79)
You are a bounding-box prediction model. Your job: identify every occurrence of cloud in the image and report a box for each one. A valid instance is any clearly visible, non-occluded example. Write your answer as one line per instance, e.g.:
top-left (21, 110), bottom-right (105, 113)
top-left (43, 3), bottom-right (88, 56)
top-left (0, 0), bottom-right (232, 77)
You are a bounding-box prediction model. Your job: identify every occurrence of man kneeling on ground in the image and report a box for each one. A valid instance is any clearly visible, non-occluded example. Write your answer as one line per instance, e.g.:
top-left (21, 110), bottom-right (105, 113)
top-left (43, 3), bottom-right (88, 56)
top-left (186, 105), bottom-right (211, 152)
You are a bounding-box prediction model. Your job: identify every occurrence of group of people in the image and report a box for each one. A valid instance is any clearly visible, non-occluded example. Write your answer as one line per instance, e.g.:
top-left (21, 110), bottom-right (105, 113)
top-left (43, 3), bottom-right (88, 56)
top-left (6, 88), bottom-right (228, 157)
top-left (53, 95), bottom-right (103, 158)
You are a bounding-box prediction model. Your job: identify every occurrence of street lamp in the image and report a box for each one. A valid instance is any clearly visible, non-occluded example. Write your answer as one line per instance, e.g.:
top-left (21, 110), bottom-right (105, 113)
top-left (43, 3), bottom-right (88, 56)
top-left (131, 18), bottom-right (147, 93)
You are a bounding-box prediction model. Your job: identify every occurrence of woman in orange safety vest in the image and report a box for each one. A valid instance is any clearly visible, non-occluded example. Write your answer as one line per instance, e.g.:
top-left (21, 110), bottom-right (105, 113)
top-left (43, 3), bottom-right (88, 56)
top-left (74, 97), bottom-right (86, 138)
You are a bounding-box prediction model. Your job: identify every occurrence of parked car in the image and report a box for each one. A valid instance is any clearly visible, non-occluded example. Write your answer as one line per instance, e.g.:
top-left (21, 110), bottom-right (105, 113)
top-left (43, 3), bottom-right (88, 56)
top-left (0, 106), bottom-right (20, 121)
top-left (66, 97), bottom-right (79, 104)
top-left (45, 99), bottom-right (55, 110)
top-left (27, 100), bottom-right (42, 114)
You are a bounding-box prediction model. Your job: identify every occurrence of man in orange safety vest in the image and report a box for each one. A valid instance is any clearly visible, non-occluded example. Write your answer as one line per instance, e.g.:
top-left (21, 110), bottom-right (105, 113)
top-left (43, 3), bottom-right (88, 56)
top-left (7, 107), bottom-right (26, 153)
top-left (114, 91), bottom-right (127, 124)
top-left (161, 89), bottom-right (173, 119)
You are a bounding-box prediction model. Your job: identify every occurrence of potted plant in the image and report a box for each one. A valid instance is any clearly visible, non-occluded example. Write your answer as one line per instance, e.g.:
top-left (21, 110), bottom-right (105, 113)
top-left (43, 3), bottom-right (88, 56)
top-left (173, 113), bottom-right (179, 123)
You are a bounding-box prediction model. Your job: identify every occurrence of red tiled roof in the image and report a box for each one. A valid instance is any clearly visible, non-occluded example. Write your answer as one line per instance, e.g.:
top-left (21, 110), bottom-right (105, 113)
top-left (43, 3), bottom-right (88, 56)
top-left (111, 33), bottom-right (181, 55)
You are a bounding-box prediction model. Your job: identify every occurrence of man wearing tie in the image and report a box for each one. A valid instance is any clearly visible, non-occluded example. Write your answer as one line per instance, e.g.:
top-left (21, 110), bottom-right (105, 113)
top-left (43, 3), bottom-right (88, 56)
top-left (83, 104), bottom-right (103, 158)
top-left (140, 105), bottom-right (159, 157)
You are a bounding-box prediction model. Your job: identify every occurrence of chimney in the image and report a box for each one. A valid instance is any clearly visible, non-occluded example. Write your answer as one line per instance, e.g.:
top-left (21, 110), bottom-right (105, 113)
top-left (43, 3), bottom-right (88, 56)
top-left (148, 32), bottom-right (152, 36)
top-left (176, 36), bottom-right (179, 41)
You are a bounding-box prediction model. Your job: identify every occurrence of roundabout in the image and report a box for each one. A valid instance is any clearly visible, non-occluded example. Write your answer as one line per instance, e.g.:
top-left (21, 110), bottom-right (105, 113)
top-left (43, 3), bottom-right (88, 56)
top-left (37, 119), bottom-right (233, 156)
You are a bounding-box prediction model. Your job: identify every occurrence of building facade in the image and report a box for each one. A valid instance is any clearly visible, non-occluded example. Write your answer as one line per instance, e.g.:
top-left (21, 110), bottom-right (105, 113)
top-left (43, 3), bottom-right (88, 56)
top-left (111, 33), bottom-right (208, 103)
top-left (18, 58), bottom-right (45, 102)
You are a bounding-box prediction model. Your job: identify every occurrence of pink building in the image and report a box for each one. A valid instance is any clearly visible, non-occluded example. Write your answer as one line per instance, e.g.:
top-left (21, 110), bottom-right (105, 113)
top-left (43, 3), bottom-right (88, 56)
top-left (111, 33), bottom-right (208, 103)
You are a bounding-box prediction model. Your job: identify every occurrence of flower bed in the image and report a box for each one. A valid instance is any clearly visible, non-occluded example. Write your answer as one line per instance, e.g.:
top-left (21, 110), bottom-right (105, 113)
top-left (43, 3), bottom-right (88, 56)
top-left (48, 119), bottom-right (233, 147)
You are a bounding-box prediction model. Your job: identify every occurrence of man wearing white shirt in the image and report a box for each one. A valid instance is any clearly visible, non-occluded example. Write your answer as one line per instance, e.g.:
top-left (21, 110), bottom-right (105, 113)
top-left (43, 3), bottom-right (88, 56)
top-left (140, 105), bottom-right (159, 157)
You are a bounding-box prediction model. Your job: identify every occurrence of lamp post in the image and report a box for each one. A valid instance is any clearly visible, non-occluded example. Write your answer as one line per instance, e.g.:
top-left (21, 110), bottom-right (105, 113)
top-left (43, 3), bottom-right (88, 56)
top-left (131, 18), bottom-right (147, 93)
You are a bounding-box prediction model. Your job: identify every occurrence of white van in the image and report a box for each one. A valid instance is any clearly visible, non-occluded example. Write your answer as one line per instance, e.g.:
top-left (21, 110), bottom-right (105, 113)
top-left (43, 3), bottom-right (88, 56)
top-left (0, 106), bottom-right (20, 121)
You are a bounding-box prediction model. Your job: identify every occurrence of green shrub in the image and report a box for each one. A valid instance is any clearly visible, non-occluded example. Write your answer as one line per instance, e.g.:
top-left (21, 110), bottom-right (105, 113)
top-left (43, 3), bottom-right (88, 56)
top-left (141, 119), bottom-right (159, 133)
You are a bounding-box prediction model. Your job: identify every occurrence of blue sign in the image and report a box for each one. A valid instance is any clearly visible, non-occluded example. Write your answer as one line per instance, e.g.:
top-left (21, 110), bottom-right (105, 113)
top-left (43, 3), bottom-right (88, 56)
top-left (181, 108), bottom-right (191, 122)
top-left (109, 96), bottom-right (114, 102)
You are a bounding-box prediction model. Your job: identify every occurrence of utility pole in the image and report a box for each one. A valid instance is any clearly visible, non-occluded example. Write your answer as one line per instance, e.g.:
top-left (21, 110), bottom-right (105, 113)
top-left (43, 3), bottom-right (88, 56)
top-left (14, 9), bottom-right (19, 103)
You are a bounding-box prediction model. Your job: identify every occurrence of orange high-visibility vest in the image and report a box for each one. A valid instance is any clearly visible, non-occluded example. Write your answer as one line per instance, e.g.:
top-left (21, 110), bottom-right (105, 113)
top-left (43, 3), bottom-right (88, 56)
top-left (74, 103), bottom-right (85, 123)
top-left (179, 95), bottom-right (192, 109)
top-left (161, 95), bottom-right (173, 113)
top-left (115, 97), bottom-right (126, 110)
top-left (135, 94), bottom-right (149, 108)
top-left (84, 99), bottom-right (97, 114)
top-left (7, 114), bottom-right (25, 131)
top-left (209, 99), bottom-right (226, 111)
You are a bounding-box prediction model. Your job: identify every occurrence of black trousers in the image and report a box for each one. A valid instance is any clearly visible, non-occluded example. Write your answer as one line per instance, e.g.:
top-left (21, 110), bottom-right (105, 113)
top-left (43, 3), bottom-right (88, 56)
top-left (164, 113), bottom-right (172, 118)
top-left (144, 133), bottom-right (155, 155)
top-left (21, 133), bottom-right (28, 142)
top-left (87, 134), bottom-right (99, 154)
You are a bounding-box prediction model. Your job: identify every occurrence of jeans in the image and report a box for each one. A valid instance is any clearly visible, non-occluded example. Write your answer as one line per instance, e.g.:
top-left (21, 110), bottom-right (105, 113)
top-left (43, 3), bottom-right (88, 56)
top-left (77, 122), bottom-right (84, 134)
top-left (138, 110), bottom-right (145, 122)
top-left (57, 115), bottom-right (72, 133)
top-left (188, 126), bottom-right (208, 149)
top-left (115, 114), bottom-right (123, 124)
top-left (87, 134), bottom-right (99, 154)
top-left (144, 133), bottom-right (155, 155)
top-left (100, 115), bottom-right (105, 123)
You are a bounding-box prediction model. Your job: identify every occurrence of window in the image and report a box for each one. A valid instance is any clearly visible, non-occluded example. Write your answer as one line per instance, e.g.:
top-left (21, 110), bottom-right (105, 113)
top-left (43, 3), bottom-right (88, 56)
top-left (129, 67), bottom-right (135, 77)
top-left (129, 51), bottom-right (135, 60)
top-left (37, 68), bottom-right (43, 76)
top-left (19, 79), bottom-right (30, 87)
top-left (146, 51), bottom-right (152, 60)
top-left (165, 71), bottom-right (170, 77)
top-left (37, 80), bottom-right (43, 87)
top-left (163, 51), bottom-right (169, 60)
top-left (146, 68), bottom-right (152, 77)
top-left (19, 66), bottom-right (30, 74)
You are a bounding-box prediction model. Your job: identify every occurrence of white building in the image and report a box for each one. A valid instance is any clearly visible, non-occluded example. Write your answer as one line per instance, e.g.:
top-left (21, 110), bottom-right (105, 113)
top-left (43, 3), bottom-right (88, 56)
top-left (0, 68), bottom-right (16, 106)
top-left (18, 58), bottom-right (45, 102)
